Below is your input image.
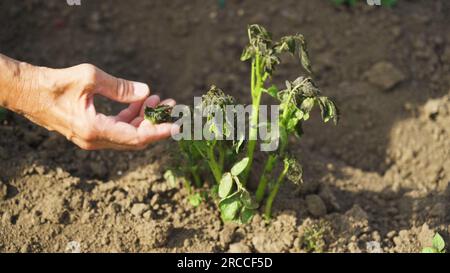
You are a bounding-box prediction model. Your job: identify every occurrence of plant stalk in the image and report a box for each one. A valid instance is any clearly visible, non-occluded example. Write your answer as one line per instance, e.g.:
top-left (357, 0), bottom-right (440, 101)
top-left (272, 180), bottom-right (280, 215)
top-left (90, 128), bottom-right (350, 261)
top-left (255, 154), bottom-right (277, 203)
top-left (206, 146), bottom-right (222, 184)
top-left (243, 54), bottom-right (263, 184)
top-left (264, 161), bottom-right (290, 220)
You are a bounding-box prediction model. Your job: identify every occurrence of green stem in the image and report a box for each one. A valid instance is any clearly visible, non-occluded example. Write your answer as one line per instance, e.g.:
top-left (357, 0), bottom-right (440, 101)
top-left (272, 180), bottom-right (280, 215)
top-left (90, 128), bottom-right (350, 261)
top-left (190, 168), bottom-right (202, 188)
top-left (255, 154), bottom-right (277, 203)
top-left (264, 162), bottom-right (289, 220)
top-left (207, 146), bottom-right (222, 184)
top-left (243, 54), bottom-right (263, 184)
top-left (218, 143), bottom-right (225, 173)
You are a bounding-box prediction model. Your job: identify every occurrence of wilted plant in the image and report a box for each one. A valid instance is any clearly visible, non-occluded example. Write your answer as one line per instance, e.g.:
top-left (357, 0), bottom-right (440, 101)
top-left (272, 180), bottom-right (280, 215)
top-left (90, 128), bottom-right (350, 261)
top-left (146, 24), bottom-right (338, 223)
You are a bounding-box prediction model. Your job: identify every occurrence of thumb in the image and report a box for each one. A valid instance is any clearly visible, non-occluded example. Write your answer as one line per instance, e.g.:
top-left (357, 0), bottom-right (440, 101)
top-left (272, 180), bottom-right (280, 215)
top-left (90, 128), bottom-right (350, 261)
top-left (95, 70), bottom-right (150, 103)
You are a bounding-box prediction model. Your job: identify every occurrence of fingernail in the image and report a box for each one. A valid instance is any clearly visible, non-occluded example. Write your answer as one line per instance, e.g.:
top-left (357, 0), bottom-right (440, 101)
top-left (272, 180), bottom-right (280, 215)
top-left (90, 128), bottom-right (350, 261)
top-left (133, 82), bottom-right (150, 97)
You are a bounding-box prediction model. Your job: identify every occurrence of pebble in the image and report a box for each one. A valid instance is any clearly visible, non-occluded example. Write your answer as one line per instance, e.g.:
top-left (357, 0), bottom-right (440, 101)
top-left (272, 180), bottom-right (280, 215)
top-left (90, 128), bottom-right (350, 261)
top-left (130, 203), bottom-right (149, 217)
top-left (305, 195), bottom-right (327, 217)
top-left (0, 181), bottom-right (7, 200)
top-left (364, 61), bottom-right (406, 90)
top-left (423, 98), bottom-right (441, 119)
top-left (228, 242), bottom-right (252, 253)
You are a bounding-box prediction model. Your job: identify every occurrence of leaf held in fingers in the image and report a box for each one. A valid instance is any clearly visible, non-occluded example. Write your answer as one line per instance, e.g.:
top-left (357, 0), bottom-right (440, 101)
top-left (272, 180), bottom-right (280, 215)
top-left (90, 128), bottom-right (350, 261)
top-left (219, 172), bottom-right (234, 198)
top-left (231, 157), bottom-right (250, 176)
top-left (144, 105), bottom-right (174, 124)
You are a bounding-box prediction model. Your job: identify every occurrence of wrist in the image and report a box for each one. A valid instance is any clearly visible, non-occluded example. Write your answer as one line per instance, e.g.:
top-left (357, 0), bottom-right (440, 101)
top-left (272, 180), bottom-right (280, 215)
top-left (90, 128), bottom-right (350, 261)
top-left (8, 62), bottom-right (56, 115)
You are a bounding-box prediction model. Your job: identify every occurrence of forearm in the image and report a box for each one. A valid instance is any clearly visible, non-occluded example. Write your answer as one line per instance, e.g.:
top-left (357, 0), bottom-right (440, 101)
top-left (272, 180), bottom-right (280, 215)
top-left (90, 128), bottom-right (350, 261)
top-left (0, 53), bottom-right (43, 114)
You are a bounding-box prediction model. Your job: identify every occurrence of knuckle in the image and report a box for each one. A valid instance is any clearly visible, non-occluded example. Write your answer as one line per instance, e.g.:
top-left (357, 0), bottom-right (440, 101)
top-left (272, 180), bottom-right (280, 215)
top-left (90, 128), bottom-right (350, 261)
top-left (79, 142), bottom-right (96, 151)
top-left (79, 128), bottom-right (97, 142)
top-left (79, 63), bottom-right (98, 86)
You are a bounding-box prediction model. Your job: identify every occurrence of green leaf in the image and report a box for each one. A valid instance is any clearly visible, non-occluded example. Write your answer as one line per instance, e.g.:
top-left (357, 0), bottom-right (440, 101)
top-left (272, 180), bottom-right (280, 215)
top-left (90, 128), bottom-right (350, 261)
top-left (218, 172), bottom-right (234, 199)
top-left (262, 85), bottom-right (279, 98)
top-left (219, 194), bottom-right (242, 222)
top-left (299, 40), bottom-right (312, 74)
top-left (433, 233), bottom-right (445, 252)
top-left (300, 97), bottom-right (315, 113)
top-left (210, 185), bottom-right (219, 199)
top-left (188, 193), bottom-right (202, 207)
top-left (422, 247), bottom-right (437, 254)
top-left (241, 45), bottom-right (253, 61)
top-left (231, 157), bottom-right (250, 176)
top-left (239, 207), bottom-right (256, 224)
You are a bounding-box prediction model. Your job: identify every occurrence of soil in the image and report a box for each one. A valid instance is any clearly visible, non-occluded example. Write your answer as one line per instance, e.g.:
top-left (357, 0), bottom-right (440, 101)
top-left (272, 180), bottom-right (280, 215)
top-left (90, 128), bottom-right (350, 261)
top-left (1, 0), bottom-right (449, 253)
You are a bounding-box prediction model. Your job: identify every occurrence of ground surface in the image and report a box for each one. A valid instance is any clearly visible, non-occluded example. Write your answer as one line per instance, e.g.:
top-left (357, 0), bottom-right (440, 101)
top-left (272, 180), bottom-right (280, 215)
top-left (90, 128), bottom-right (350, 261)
top-left (0, 0), bottom-right (449, 253)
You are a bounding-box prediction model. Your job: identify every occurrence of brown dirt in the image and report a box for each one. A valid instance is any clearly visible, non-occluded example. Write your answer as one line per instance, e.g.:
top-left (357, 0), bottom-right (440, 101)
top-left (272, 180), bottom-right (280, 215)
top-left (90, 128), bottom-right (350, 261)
top-left (0, 0), bottom-right (449, 253)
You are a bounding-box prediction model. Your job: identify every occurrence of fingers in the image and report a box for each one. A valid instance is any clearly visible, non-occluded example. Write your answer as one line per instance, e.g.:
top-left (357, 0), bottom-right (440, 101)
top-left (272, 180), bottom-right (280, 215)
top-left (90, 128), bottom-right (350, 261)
top-left (115, 101), bottom-right (144, 123)
top-left (83, 65), bottom-right (150, 103)
top-left (139, 95), bottom-right (161, 116)
top-left (160, 98), bottom-right (176, 107)
top-left (92, 113), bottom-right (176, 149)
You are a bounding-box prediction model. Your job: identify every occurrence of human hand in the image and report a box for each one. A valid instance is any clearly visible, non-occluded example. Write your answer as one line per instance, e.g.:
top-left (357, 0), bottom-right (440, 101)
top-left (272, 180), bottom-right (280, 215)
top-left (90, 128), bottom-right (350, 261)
top-left (12, 63), bottom-right (178, 150)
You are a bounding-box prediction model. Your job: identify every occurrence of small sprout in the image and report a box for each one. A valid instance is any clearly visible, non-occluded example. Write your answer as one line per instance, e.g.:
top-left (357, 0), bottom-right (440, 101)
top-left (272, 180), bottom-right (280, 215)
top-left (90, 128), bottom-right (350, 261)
top-left (300, 221), bottom-right (329, 253)
top-left (144, 105), bottom-right (174, 124)
top-left (188, 193), bottom-right (203, 208)
top-left (422, 233), bottom-right (446, 253)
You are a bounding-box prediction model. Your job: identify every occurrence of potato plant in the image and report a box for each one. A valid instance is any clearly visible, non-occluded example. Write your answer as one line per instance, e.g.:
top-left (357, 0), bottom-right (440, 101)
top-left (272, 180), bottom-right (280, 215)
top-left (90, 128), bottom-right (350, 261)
top-left (146, 24), bottom-right (338, 223)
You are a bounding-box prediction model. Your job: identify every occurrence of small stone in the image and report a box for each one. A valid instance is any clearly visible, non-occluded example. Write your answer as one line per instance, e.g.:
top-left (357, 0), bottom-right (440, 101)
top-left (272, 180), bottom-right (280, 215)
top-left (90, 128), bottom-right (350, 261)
top-left (430, 203), bottom-right (446, 218)
top-left (364, 61), bottom-right (406, 90)
top-left (65, 241), bottom-right (81, 253)
top-left (228, 242), bottom-right (252, 253)
top-left (305, 195), bottom-right (327, 217)
top-left (366, 241), bottom-right (383, 253)
top-left (423, 99), bottom-right (441, 119)
top-left (89, 161), bottom-right (108, 179)
top-left (418, 223), bottom-right (435, 248)
top-left (130, 203), bottom-right (149, 217)
top-left (220, 224), bottom-right (237, 247)
top-left (143, 210), bottom-right (153, 220)
top-left (0, 181), bottom-right (7, 200)
top-left (252, 234), bottom-right (286, 253)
